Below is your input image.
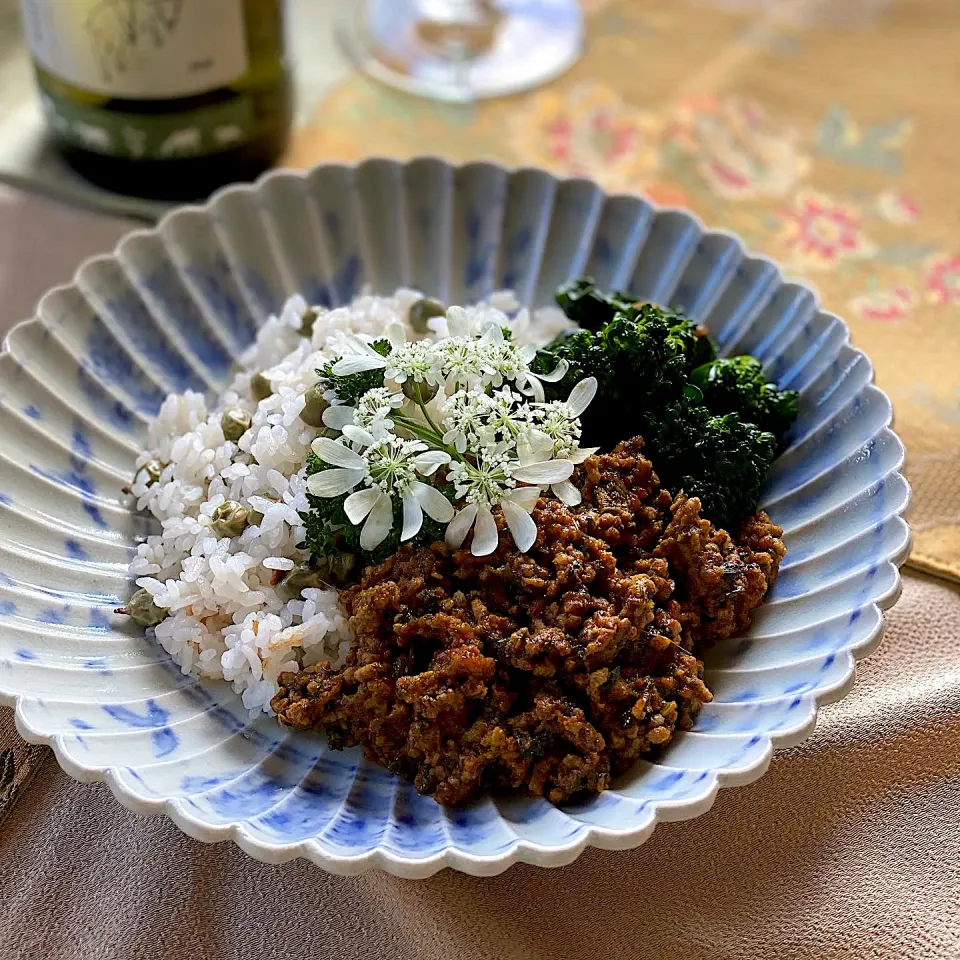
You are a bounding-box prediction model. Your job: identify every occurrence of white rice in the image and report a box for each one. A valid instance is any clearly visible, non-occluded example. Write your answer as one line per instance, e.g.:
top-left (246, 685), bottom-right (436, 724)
top-left (130, 288), bottom-right (570, 716)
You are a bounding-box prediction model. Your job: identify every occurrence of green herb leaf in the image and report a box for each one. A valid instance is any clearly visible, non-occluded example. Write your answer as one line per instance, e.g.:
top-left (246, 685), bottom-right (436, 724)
top-left (316, 338), bottom-right (391, 406)
top-left (689, 356), bottom-right (799, 446)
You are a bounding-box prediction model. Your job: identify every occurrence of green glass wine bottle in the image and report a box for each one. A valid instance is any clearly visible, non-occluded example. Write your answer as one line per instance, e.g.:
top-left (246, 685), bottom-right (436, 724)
top-left (19, 0), bottom-right (292, 201)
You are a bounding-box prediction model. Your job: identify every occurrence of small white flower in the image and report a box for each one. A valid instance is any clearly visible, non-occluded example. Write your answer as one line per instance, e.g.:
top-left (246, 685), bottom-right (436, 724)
top-left (533, 376), bottom-right (599, 459)
top-left (354, 387), bottom-right (403, 440)
top-left (514, 343), bottom-right (570, 402)
top-left (477, 387), bottom-right (530, 445)
top-left (446, 451), bottom-right (570, 556)
top-left (441, 389), bottom-right (488, 454)
top-left (448, 453), bottom-right (514, 507)
top-left (535, 402), bottom-right (582, 457)
top-left (437, 336), bottom-right (485, 386)
top-left (519, 377), bottom-right (598, 504)
top-left (323, 388), bottom-right (403, 443)
top-left (305, 437), bottom-right (369, 497)
top-left (357, 386), bottom-right (403, 420)
top-left (385, 341), bottom-right (443, 386)
top-left (479, 327), bottom-right (528, 388)
top-left (515, 429), bottom-right (580, 507)
top-left (330, 334), bottom-right (390, 376)
top-left (308, 436), bottom-right (452, 550)
top-left (445, 480), bottom-right (542, 556)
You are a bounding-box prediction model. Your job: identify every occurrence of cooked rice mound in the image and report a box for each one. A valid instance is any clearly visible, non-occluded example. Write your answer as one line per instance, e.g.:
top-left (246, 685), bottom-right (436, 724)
top-left (127, 291), bottom-right (569, 714)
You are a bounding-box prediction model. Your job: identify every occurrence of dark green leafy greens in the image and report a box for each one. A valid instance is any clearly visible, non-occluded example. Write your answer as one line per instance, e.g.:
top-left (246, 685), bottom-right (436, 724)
top-left (535, 279), bottom-right (798, 530)
top-left (637, 397), bottom-right (778, 531)
top-left (554, 278), bottom-right (638, 331)
top-left (533, 296), bottom-right (715, 451)
top-left (689, 355), bottom-right (799, 447)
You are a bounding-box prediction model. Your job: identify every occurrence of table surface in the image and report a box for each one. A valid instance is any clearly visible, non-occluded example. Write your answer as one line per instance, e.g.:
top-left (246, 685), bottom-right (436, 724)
top-left (1, 3), bottom-right (960, 957)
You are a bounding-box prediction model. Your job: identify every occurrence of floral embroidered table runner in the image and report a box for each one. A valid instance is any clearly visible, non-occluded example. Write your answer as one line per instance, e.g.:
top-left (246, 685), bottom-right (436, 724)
top-left (283, 0), bottom-right (960, 582)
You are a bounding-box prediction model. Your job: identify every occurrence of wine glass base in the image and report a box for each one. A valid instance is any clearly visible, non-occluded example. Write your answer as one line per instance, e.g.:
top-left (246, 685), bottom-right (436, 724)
top-left (337, 0), bottom-right (584, 103)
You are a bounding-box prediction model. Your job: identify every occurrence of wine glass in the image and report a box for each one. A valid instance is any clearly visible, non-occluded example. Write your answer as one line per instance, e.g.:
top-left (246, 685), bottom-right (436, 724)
top-left (336, 0), bottom-right (584, 103)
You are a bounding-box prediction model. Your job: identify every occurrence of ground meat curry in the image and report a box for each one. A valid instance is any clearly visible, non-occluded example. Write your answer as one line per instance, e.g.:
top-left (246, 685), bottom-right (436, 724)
top-left (272, 438), bottom-right (785, 806)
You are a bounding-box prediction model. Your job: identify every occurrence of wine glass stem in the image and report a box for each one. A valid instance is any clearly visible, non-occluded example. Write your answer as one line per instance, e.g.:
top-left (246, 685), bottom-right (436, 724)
top-left (412, 0), bottom-right (498, 64)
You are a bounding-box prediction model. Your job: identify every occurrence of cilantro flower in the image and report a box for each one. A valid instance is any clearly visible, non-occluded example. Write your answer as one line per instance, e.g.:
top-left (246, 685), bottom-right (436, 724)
top-left (305, 301), bottom-right (597, 559)
top-left (305, 436), bottom-right (452, 549)
top-left (445, 452), bottom-right (573, 556)
top-left (520, 377), bottom-right (598, 506)
top-left (322, 387), bottom-right (403, 441)
top-left (533, 376), bottom-right (599, 460)
top-left (385, 341), bottom-right (443, 386)
top-left (441, 389), bottom-right (490, 454)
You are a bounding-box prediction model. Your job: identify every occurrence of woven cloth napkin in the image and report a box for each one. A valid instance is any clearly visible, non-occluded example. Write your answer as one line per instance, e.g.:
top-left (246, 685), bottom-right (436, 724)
top-left (283, 0), bottom-right (960, 583)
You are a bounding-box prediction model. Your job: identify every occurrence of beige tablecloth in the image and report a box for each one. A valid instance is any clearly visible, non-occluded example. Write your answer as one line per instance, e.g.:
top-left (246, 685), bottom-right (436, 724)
top-left (286, 0), bottom-right (960, 584)
top-left (0, 183), bottom-right (959, 960)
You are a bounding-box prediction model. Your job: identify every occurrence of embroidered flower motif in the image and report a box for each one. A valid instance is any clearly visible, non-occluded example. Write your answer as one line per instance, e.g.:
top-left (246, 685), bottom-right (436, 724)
top-left (925, 254), bottom-right (960, 307)
top-left (667, 96), bottom-right (810, 200)
top-left (777, 190), bottom-right (875, 269)
top-left (876, 190), bottom-right (919, 225)
top-left (849, 285), bottom-right (917, 322)
top-left (509, 82), bottom-right (663, 190)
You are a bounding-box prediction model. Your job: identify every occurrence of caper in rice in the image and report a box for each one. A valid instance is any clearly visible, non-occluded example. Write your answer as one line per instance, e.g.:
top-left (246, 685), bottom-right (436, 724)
top-left (220, 407), bottom-right (252, 442)
top-left (299, 305), bottom-right (323, 338)
top-left (299, 383), bottom-right (329, 428)
top-left (210, 500), bottom-right (250, 539)
top-left (136, 459), bottom-right (166, 487)
top-left (279, 562), bottom-right (327, 599)
top-left (325, 550), bottom-right (357, 587)
top-left (250, 372), bottom-right (273, 403)
top-left (125, 588), bottom-right (168, 628)
top-left (408, 296), bottom-right (445, 333)
top-left (402, 377), bottom-right (438, 404)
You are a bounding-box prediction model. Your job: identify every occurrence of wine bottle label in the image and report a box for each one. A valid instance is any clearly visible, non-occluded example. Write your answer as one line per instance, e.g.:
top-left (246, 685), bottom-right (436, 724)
top-left (36, 91), bottom-right (257, 160)
top-left (19, 0), bottom-right (249, 99)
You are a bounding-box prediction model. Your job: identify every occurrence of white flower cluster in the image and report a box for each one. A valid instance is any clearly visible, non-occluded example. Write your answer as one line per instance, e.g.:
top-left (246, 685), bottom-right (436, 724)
top-left (304, 305), bottom-right (598, 557)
